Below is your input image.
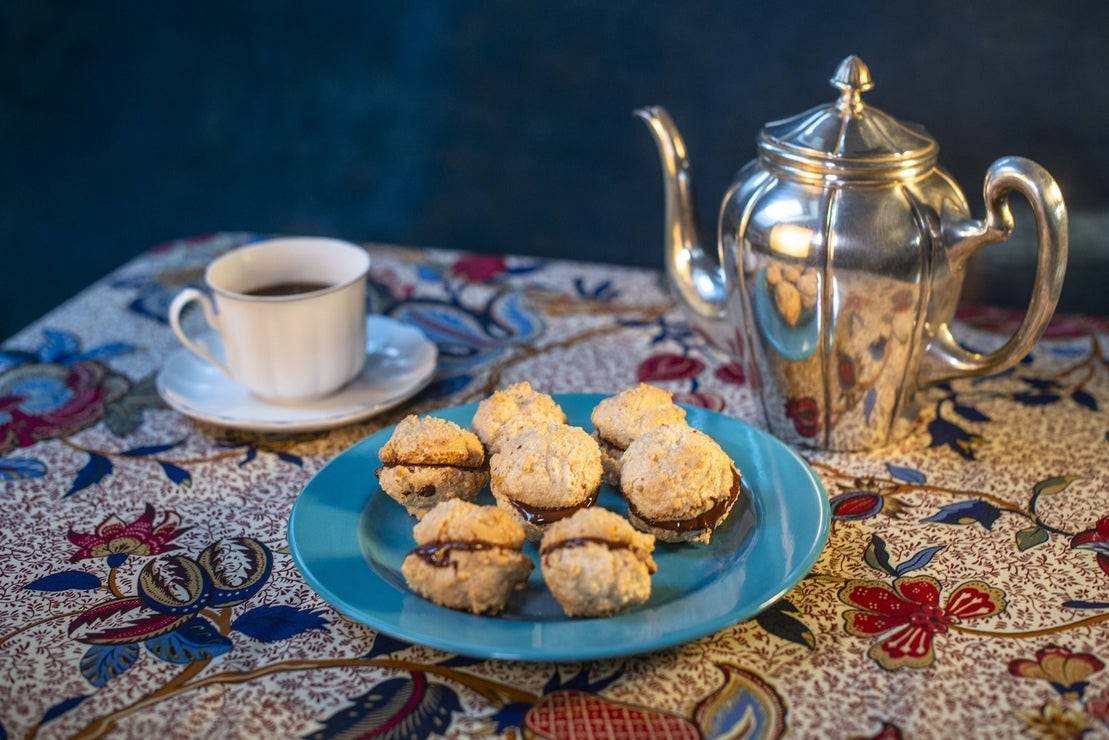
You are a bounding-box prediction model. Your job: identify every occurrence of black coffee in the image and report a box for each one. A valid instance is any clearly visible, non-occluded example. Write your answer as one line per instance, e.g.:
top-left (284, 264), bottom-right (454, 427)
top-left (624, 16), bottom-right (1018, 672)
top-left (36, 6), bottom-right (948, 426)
top-left (243, 281), bottom-right (332, 297)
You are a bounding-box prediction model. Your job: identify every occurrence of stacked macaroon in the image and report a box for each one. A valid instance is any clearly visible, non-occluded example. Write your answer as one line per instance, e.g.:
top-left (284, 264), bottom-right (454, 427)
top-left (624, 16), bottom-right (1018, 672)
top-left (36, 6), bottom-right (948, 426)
top-left (471, 381), bottom-right (566, 453)
top-left (401, 499), bottom-right (532, 614)
top-left (594, 383), bottom-right (740, 544)
top-left (540, 508), bottom-right (656, 616)
top-left (591, 383), bottom-right (687, 485)
top-left (376, 415), bottom-right (488, 519)
top-left (620, 423), bottom-right (740, 544)
top-left (477, 384), bottom-right (603, 541)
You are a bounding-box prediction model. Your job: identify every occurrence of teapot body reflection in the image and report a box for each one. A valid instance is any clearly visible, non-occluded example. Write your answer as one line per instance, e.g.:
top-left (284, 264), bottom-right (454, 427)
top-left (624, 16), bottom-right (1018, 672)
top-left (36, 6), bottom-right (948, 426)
top-left (638, 55), bottom-right (1067, 450)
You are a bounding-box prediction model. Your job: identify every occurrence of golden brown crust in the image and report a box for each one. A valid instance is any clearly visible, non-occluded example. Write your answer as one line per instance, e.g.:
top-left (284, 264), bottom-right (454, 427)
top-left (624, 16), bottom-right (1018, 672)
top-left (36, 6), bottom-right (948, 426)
top-left (489, 421), bottom-right (602, 509)
top-left (590, 384), bottom-right (687, 451)
top-left (620, 424), bottom-right (737, 522)
top-left (594, 432), bottom-right (622, 487)
top-left (541, 507), bottom-right (655, 562)
top-left (379, 415), bottom-right (485, 467)
top-left (471, 381), bottom-right (566, 453)
top-left (411, 499), bottom-right (526, 549)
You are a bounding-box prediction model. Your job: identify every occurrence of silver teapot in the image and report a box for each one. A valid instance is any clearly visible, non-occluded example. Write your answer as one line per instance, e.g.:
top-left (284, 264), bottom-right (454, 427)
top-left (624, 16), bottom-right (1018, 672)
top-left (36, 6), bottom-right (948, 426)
top-left (637, 55), bottom-right (1067, 451)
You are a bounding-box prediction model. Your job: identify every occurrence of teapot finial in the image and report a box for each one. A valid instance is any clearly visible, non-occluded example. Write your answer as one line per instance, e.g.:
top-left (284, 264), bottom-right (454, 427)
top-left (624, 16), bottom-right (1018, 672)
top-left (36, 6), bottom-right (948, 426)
top-left (830, 55), bottom-right (873, 112)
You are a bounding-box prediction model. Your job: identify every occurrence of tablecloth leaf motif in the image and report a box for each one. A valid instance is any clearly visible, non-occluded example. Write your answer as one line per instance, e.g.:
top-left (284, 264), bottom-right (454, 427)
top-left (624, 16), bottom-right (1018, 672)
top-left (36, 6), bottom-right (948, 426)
top-left (303, 672), bottom-right (462, 740)
top-left (753, 598), bottom-right (815, 649)
top-left (65, 453), bottom-right (112, 497)
top-left (24, 571), bottom-right (102, 592)
top-left (694, 662), bottom-right (787, 740)
top-left (921, 500), bottom-right (1002, 530)
top-left (103, 374), bottom-right (165, 436)
top-left (231, 605), bottom-right (329, 643)
top-left (2, 233), bottom-right (1109, 738)
top-left (80, 644), bottom-right (140, 688)
top-left (68, 597), bottom-right (190, 645)
top-left (143, 617), bottom-right (232, 664)
top-left (0, 456), bottom-right (46, 480)
top-left (1016, 525), bottom-right (1051, 551)
top-left (40, 695), bottom-right (90, 727)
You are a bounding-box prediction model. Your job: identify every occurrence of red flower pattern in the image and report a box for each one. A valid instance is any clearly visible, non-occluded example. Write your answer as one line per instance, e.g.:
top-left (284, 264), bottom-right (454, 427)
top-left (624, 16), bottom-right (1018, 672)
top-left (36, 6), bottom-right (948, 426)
top-left (636, 353), bottom-right (705, 383)
top-left (839, 576), bottom-right (1005, 670)
top-left (713, 362), bottom-right (746, 386)
top-left (451, 254), bottom-right (507, 283)
top-left (1071, 516), bottom-right (1109, 577)
top-left (674, 391), bottom-right (725, 412)
top-left (1088, 687), bottom-right (1109, 725)
top-left (68, 504), bottom-right (190, 562)
top-left (957, 305), bottom-right (1109, 339)
top-left (785, 396), bottom-right (820, 438)
top-left (830, 491), bottom-right (884, 521)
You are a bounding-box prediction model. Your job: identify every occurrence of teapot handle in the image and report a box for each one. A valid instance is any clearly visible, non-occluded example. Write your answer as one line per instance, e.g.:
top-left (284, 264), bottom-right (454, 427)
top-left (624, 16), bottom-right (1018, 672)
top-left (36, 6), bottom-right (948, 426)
top-left (918, 156), bottom-right (1067, 386)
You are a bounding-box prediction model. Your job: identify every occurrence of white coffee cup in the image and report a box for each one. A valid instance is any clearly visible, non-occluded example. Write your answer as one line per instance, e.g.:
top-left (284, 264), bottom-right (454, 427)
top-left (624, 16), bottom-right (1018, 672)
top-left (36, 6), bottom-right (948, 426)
top-left (168, 237), bottom-right (370, 402)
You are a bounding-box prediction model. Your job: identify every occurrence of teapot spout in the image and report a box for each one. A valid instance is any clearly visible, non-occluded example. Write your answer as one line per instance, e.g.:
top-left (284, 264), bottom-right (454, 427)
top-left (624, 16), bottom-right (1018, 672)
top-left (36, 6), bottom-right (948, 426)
top-left (635, 106), bottom-right (730, 348)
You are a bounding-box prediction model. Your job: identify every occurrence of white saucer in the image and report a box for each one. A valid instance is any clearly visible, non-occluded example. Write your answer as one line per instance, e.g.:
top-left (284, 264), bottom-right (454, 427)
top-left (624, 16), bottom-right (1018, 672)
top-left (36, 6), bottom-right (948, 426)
top-left (156, 316), bottom-right (437, 432)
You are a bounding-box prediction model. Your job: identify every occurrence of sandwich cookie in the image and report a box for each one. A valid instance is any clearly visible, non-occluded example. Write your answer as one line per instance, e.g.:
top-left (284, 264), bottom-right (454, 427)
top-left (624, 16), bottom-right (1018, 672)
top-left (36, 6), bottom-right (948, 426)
top-left (400, 499), bottom-right (533, 614)
top-left (489, 420), bottom-right (602, 541)
top-left (620, 423), bottom-right (741, 544)
top-left (590, 383), bottom-right (687, 485)
top-left (377, 415), bottom-right (488, 519)
top-left (540, 508), bottom-right (657, 617)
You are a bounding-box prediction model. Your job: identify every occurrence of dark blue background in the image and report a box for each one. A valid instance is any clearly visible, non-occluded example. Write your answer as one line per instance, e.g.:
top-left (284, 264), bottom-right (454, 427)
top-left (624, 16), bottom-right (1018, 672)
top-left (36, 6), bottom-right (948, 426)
top-left (3, 1), bottom-right (1107, 338)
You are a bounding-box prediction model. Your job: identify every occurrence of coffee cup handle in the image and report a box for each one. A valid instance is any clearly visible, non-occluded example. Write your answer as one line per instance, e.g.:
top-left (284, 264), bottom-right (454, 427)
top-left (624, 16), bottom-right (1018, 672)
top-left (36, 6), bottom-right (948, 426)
top-left (168, 288), bottom-right (231, 376)
top-left (918, 156), bottom-right (1068, 386)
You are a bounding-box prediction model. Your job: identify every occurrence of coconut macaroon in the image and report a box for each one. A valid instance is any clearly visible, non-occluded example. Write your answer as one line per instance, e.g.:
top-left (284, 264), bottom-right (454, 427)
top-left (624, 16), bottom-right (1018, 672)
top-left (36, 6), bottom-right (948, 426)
top-left (401, 499), bottom-right (533, 614)
top-left (590, 384), bottom-right (687, 485)
top-left (376, 415), bottom-right (489, 519)
top-left (490, 420), bottom-right (603, 541)
top-left (471, 381), bottom-right (567, 454)
top-left (540, 508), bottom-right (657, 617)
top-left (620, 424), bottom-right (741, 544)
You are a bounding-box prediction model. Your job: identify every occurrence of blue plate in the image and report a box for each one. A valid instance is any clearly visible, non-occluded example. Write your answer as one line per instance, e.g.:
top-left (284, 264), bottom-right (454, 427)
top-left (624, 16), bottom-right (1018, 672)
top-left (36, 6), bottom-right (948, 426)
top-left (288, 393), bottom-right (830, 661)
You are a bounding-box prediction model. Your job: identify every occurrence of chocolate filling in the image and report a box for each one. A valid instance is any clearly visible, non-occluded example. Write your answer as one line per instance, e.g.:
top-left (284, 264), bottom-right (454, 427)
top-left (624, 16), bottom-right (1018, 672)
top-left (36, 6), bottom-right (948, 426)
top-left (508, 488), bottom-right (599, 526)
top-left (410, 540), bottom-right (511, 568)
top-left (541, 536), bottom-right (657, 574)
top-left (378, 461), bottom-right (487, 472)
top-left (627, 470), bottom-right (741, 533)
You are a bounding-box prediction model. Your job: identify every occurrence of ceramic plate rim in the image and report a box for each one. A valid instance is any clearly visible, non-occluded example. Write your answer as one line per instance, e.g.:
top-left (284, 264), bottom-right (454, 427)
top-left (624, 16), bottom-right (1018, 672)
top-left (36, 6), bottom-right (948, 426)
top-left (288, 394), bottom-right (830, 661)
top-left (156, 315), bottom-right (437, 432)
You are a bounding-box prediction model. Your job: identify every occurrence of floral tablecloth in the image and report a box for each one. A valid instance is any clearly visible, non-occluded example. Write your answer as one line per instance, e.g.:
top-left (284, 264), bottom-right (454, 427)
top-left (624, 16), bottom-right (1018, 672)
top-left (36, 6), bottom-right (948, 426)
top-left (2, 232), bottom-right (1108, 739)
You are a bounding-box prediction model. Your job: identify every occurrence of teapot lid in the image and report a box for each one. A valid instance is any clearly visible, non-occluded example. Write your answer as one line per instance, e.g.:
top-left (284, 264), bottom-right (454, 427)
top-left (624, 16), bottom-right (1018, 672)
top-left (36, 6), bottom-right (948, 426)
top-left (758, 56), bottom-right (938, 182)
